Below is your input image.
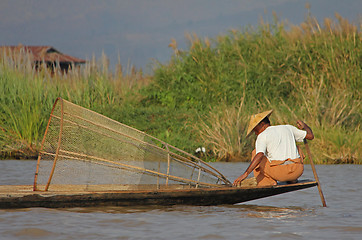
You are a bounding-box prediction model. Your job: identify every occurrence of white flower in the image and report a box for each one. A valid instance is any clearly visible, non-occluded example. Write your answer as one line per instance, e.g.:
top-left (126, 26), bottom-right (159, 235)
top-left (195, 147), bottom-right (206, 153)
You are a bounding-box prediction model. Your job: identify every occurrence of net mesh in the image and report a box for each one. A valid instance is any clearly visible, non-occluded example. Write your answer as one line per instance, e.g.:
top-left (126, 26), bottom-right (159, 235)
top-left (34, 98), bottom-right (231, 191)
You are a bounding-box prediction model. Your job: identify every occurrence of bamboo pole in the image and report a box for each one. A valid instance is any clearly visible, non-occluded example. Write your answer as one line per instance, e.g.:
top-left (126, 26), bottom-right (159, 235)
top-left (157, 159), bottom-right (160, 189)
top-left (196, 159), bottom-right (202, 189)
top-left (33, 97), bottom-right (62, 191)
top-left (165, 144), bottom-right (170, 186)
top-left (304, 139), bottom-right (327, 207)
top-left (45, 98), bottom-right (64, 191)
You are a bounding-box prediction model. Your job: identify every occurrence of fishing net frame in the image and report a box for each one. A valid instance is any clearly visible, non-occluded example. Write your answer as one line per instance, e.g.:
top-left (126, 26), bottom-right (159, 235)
top-left (33, 98), bottom-right (231, 192)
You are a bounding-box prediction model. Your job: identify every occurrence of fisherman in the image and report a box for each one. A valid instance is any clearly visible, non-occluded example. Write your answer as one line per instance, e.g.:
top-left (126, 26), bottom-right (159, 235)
top-left (233, 110), bottom-right (314, 187)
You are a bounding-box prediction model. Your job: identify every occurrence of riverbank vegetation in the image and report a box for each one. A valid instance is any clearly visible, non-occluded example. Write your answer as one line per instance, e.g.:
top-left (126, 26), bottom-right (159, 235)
top-left (1, 12), bottom-right (360, 163)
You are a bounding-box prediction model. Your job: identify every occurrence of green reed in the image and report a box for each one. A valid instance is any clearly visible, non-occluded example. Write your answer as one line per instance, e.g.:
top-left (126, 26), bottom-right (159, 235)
top-left (148, 13), bottom-right (361, 163)
top-left (0, 50), bottom-right (149, 158)
top-left (0, 12), bottom-right (360, 163)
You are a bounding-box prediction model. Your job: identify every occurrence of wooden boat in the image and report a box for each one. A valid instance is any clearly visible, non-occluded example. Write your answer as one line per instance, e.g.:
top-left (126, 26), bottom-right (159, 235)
top-left (0, 98), bottom-right (318, 209)
top-left (0, 181), bottom-right (317, 209)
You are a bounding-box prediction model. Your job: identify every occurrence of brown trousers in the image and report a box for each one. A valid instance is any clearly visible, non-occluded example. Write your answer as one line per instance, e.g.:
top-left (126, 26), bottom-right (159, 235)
top-left (252, 149), bottom-right (304, 186)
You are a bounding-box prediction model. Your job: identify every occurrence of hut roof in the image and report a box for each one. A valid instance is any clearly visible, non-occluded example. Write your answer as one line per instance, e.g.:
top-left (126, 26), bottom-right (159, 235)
top-left (0, 45), bottom-right (86, 64)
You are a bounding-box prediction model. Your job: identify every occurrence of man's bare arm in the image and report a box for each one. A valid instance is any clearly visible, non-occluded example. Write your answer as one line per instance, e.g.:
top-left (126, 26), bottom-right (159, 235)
top-left (233, 152), bottom-right (264, 186)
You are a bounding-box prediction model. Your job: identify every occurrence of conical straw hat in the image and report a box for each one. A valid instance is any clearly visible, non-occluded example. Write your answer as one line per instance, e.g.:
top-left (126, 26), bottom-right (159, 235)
top-left (246, 110), bottom-right (273, 137)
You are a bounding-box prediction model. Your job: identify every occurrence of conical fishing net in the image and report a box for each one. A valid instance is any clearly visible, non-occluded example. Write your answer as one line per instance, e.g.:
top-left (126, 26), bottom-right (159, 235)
top-left (34, 98), bottom-right (231, 191)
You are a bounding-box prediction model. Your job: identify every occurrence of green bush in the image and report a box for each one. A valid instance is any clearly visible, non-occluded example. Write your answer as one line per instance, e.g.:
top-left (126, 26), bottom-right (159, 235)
top-left (0, 12), bottom-right (360, 163)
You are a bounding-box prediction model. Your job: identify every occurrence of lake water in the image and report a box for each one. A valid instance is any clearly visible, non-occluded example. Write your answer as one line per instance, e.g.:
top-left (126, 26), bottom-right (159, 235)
top-left (0, 160), bottom-right (361, 240)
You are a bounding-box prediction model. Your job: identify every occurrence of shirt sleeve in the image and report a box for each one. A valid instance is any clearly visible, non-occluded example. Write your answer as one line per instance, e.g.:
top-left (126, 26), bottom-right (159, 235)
top-left (255, 133), bottom-right (267, 155)
top-left (289, 125), bottom-right (307, 142)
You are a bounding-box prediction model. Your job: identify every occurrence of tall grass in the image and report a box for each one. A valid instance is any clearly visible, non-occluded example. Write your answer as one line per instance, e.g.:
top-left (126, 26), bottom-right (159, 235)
top-left (147, 12), bottom-right (361, 163)
top-left (0, 12), bottom-right (360, 163)
top-left (194, 97), bottom-right (252, 162)
top-left (0, 50), bottom-right (150, 158)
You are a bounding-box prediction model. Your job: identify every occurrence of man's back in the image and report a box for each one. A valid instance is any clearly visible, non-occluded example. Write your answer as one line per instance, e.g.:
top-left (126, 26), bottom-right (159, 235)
top-left (255, 125), bottom-right (306, 161)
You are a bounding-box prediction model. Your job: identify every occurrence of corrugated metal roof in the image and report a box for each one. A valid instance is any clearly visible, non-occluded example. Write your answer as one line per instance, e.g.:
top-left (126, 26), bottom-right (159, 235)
top-left (0, 45), bottom-right (86, 64)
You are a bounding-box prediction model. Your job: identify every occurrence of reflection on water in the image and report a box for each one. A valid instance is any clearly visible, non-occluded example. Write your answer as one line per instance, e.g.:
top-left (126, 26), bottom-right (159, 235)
top-left (61, 204), bottom-right (310, 218)
top-left (233, 204), bottom-right (313, 219)
top-left (0, 160), bottom-right (362, 240)
top-left (13, 228), bottom-right (54, 239)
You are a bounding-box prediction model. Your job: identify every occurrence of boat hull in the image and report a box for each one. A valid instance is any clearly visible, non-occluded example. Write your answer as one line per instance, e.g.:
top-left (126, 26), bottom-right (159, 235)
top-left (0, 181), bottom-right (317, 209)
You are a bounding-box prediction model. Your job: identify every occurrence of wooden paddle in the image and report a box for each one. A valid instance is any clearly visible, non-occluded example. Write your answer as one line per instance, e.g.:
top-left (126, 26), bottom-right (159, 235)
top-left (303, 138), bottom-right (327, 207)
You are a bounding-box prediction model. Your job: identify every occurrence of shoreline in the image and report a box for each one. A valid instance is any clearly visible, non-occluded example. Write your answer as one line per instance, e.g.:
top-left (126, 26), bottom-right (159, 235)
top-left (0, 155), bottom-right (359, 164)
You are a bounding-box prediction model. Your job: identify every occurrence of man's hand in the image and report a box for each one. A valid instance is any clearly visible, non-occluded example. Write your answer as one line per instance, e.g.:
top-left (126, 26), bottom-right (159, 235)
top-left (233, 152), bottom-right (264, 186)
top-left (296, 120), bottom-right (307, 130)
top-left (296, 120), bottom-right (314, 140)
top-left (233, 172), bottom-right (248, 186)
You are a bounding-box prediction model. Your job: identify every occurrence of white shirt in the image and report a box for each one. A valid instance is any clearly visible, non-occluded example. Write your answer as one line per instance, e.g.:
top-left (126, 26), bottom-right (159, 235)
top-left (255, 125), bottom-right (307, 162)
